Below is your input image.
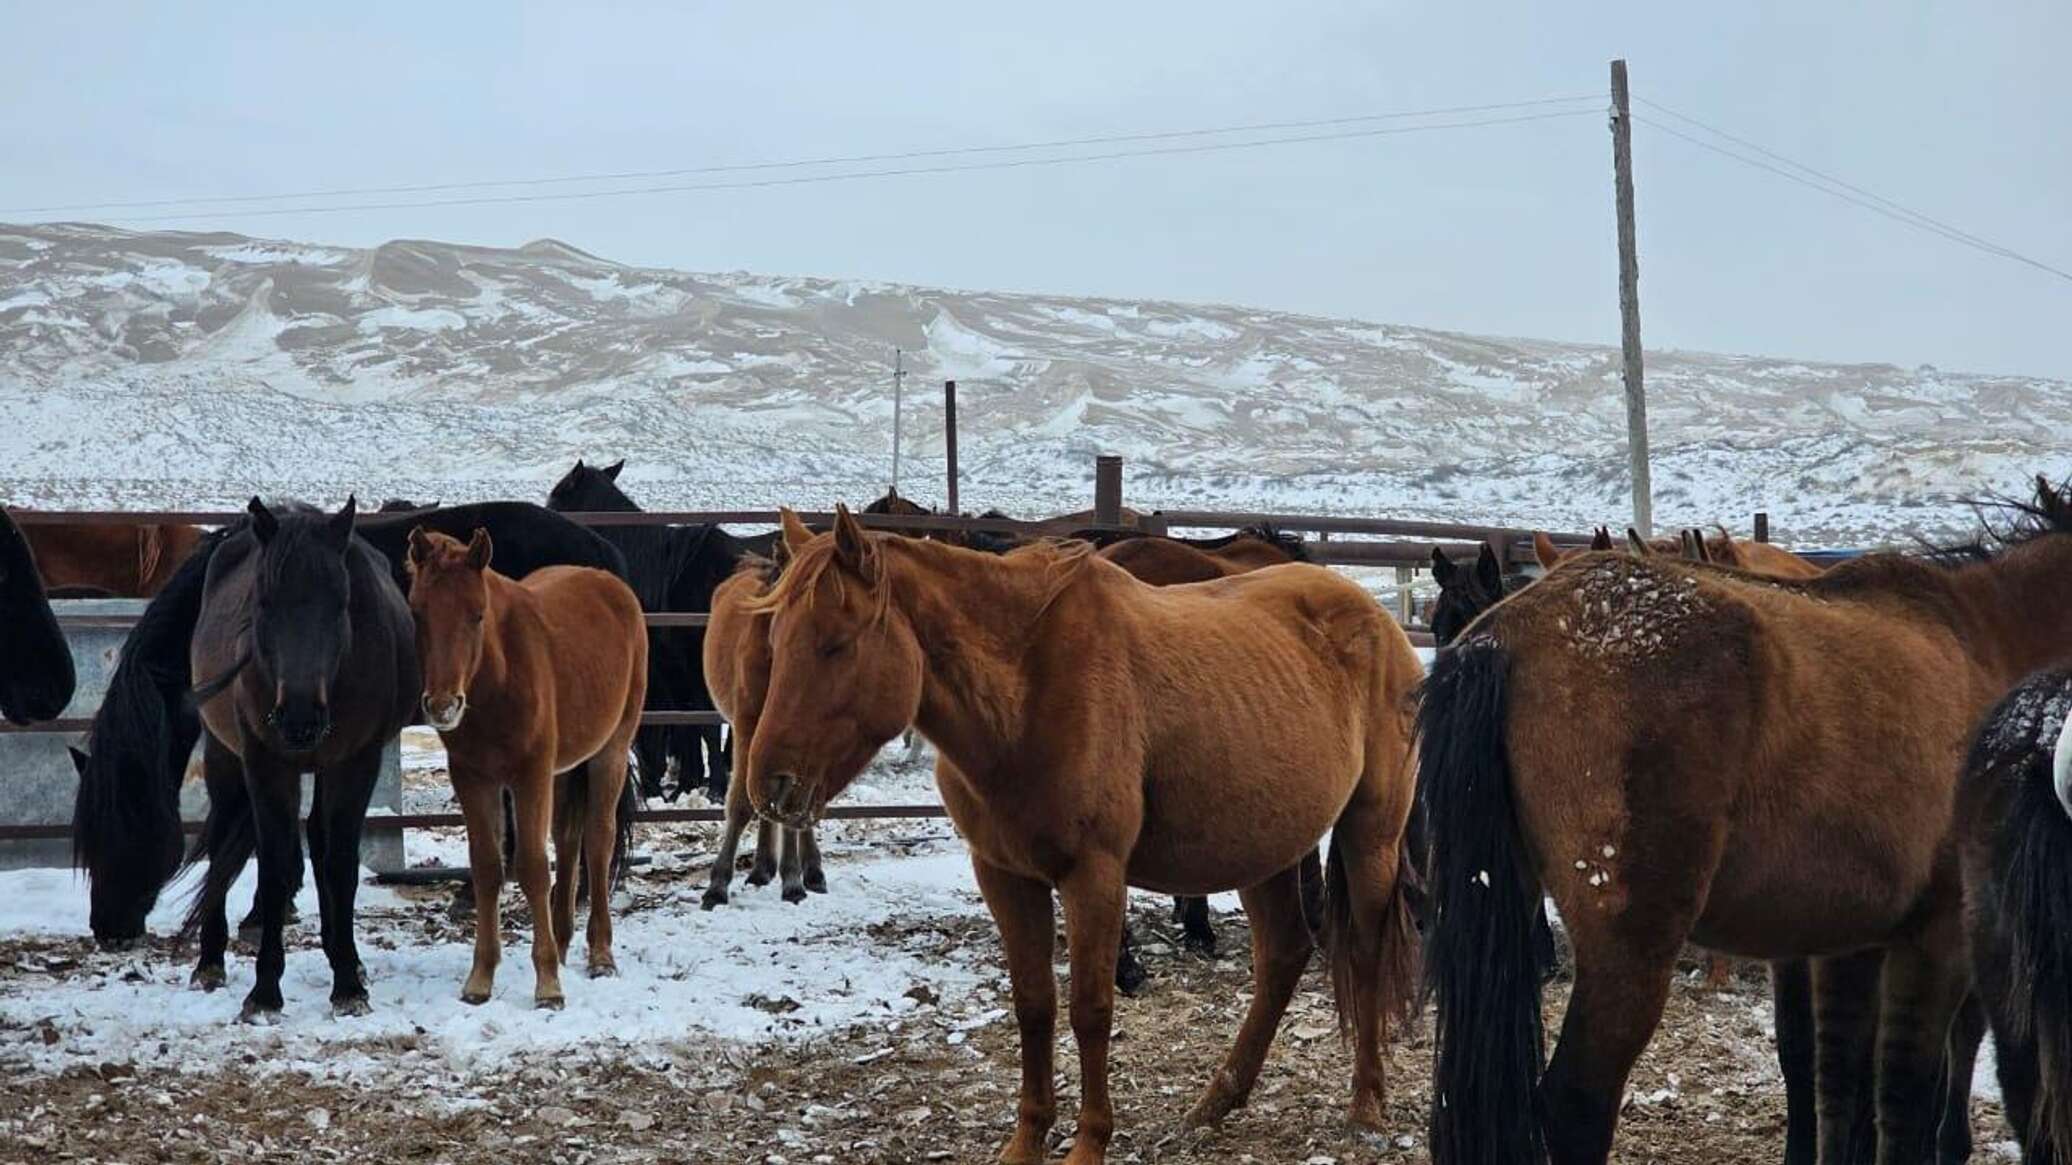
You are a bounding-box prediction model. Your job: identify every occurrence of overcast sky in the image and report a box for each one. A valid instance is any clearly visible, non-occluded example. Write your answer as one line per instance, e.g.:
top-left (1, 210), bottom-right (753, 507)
top-left (4, 2), bottom-right (2066, 378)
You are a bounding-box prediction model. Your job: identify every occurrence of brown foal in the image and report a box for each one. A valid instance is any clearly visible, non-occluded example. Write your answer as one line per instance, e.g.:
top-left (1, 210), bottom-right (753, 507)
top-left (406, 528), bottom-right (647, 1008)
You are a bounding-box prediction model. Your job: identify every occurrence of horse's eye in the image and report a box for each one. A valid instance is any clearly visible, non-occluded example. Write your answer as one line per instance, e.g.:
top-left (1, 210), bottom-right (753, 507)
top-left (819, 639), bottom-right (848, 659)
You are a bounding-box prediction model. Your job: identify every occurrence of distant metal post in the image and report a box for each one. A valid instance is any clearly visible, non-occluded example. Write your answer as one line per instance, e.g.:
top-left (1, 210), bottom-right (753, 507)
top-left (1610, 58), bottom-right (1653, 538)
top-left (1754, 511), bottom-right (1770, 543)
top-left (943, 381), bottom-right (960, 515)
top-left (1094, 455), bottom-right (1123, 526)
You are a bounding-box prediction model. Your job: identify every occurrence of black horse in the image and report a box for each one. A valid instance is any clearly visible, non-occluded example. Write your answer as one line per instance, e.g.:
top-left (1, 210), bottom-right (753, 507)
top-left (547, 460), bottom-right (773, 803)
top-left (71, 498), bottom-right (635, 955)
top-left (1, 506), bottom-right (75, 725)
top-left (1957, 668), bottom-right (2072, 1163)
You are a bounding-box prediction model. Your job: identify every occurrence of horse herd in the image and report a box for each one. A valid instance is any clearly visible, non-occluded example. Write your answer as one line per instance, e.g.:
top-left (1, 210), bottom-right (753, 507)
top-left (3, 468), bottom-right (2072, 1164)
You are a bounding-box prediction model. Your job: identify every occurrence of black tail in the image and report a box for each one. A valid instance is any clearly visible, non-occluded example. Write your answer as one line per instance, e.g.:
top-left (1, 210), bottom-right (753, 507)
top-left (1419, 640), bottom-right (1547, 1165)
top-left (1972, 683), bottom-right (2072, 1157)
top-left (72, 526), bottom-right (232, 944)
top-left (612, 770), bottom-right (641, 890)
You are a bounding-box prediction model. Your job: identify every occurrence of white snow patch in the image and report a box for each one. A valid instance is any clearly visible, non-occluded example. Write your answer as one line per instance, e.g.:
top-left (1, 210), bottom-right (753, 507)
top-left (358, 306), bottom-right (467, 334)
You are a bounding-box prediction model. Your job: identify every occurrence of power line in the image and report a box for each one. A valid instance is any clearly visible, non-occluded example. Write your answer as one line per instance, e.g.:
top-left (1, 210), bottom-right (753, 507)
top-left (91, 108), bottom-right (1599, 225)
top-left (4, 95), bottom-right (1600, 217)
top-left (1631, 106), bottom-right (2072, 285)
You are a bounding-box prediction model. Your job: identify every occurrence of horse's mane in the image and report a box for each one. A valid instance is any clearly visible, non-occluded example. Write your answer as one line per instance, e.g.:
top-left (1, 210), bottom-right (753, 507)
top-left (751, 532), bottom-right (1093, 624)
top-left (1925, 474), bottom-right (2072, 566)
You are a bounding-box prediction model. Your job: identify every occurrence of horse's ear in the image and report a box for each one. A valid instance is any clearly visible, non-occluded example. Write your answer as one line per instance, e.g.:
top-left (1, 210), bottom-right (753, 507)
top-left (1532, 531), bottom-right (1560, 570)
top-left (247, 497), bottom-right (278, 544)
top-left (832, 502), bottom-right (878, 580)
top-left (1590, 526), bottom-right (1614, 552)
top-left (1474, 542), bottom-right (1504, 594)
top-left (1625, 527), bottom-right (1651, 557)
top-left (1430, 547), bottom-right (1458, 586)
top-left (779, 507), bottom-right (814, 554)
top-left (406, 525), bottom-right (433, 571)
top-left (324, 495), bottom-right (358, 548)
top-left (67, 746), bottom-right (88, 776)
top-left (603, 460), bottom-right (624, 481)
top-left (464, 528), bottom-right (493, 572)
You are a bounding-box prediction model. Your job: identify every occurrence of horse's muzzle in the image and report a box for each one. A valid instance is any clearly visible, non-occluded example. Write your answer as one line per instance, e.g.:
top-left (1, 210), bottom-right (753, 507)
top-left (423, 693), bottom-right (466, 732)
top-left (269, 701), bottom-right (331, 753)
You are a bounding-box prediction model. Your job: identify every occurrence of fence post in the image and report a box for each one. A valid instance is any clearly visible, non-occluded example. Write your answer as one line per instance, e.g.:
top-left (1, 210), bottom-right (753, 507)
top-left (943, 380), bottom-right (959, 515)
top-left (1094, 455), bottom-right (1123, 526)
top-left (1753, 511), bottom-right (1770, 544)
top-left (1396, 566), bottom-right (1414, 624)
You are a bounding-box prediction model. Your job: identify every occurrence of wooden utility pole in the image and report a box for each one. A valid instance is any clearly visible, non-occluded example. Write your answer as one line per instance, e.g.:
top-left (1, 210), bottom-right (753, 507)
top-left (1754, 511), bottom-right (1770, 544)
top-left (1093, 455), bottom-right (1123, 526)
top-left (943, 380), bottom-right (960, 515)
top-left (890, 348), bottom-right (907, 494)
top-left (1610, 58), bottom-right (1653, 537)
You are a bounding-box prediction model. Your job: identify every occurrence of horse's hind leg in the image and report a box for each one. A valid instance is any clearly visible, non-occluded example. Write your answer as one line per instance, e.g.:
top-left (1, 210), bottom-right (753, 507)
top-left (745, 818), bottom-right (779, 887)
top-left (970, 857), bottom-right (1058, 1165)
top-left (312, 745), bottom-right (384, 1016)
top-left (1814, 950), bottom-right (1883, 1165)
top-left (1183, 863), bottom-right (1312, 1128)
top-left (1323, 794), bottom-right (1417, 1129)
top-left (1874, 926), bottom-right (1970, 1165)
top-left (1937, 992), bottom-right (1984, 1165)
top-left (581, 749), bottom-right (628, 977)
top-left (799, 824), bottom-right (827, 894)
top-left (702, 723), bottom-right (729, 805)
top-left (192, 737), bottom-right (251, 992)
top-left (1174, 895), bottom-right (1216, 955)
top-left (701, 762), bottom-right (756, 910)
top-left (1772, 958), bottom-right (1818, 1165)
top-left (549, 773), bottom-right (583, 950)
top-left (779, 824), bottom-right (809, 905)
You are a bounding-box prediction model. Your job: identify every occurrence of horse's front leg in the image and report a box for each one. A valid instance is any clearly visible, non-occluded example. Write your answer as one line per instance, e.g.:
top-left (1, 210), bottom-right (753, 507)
top-left (971, 856), bottom-right (1057, 1165)
top-left (313, 745), bottom-right (385, 1016)
top-left (191, 736), bottom-right (251, 992)
top-left (1058, 856), bottom-right (1127, 1165)
top-left (238, 752), bottom-right (303, 1023)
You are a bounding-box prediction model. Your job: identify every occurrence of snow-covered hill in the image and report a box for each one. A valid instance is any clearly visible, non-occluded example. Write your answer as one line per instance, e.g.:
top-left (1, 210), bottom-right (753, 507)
top-left (2, 221), bottom-right (2061, 545)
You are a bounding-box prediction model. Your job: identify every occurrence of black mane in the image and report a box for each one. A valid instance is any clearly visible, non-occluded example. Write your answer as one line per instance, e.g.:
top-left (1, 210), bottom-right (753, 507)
top-left (1928, 473), bottom-right (2072, 565)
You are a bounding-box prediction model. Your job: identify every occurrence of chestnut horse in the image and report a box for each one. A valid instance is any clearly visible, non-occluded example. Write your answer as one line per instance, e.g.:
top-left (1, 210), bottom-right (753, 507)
top-left (699, 552), bottom-right (826, 911)
top-left (406, 528), bottom-right (646, 1008)
top-left (1096, 526), bottom-right (1324, 962)
top-left (1422, 475), bottom-right (2072, 1165)
top-left (25, 520), bottom-right (203, 597)
top-left (748, 506), bottom-right (1422, 1164)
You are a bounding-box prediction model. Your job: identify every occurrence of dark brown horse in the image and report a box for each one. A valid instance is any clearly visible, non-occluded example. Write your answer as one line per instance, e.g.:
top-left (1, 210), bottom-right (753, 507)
top-left (407, 528), bottom-right (646, 1007)
top-left (24, 520), bottom-right (204, 597)
top-left (1957, 667), bottom-right (2072, 1162)
top-left (1423, 475), bottom-right (2072, 1165)
top-left (0, 506), bottom-right (75, 725)
top-left (1096, 526), bottom-right (1324, 960)
top-left (747, 506), bottom-right (1421, 1164)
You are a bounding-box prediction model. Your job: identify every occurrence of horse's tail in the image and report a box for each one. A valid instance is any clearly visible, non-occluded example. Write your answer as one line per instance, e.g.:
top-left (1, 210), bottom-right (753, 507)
top-left (611, 770), bottom-right (641, 890)
top-left (72, 525), bottom-right (231, 944)
top-left (177, 784), bottom-right (256, 943)
top-left (1320, 828), bottom-right (1419, 1045)
top-left (1419, 639), bottom-right (1547, 1165)
top-left (1977, 698), bottom-right (2072, 1156)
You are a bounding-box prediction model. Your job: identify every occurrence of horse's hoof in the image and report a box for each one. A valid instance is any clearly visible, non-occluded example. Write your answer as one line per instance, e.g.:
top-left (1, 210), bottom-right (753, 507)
top-left (190, 966), bottom-right (226, 992)
top-left (1114, 962), bottom-right (1148, 997)
top-left (782, 885), bottom-right (807, 905)
top-left (331, 996), bottom-right (372, 1019)
top-left (1184, 1072), bottom-right (1243, 1128)
top-left (744, 869), bottom-right (774, 888)
top-left (1180, 929), bottom-right (1217, 958)
top-left (96, 934), bottom-right (140, 953)
top-left (535, 994), bottom-right (565, 1011)
top-left (238, 1000), bottom-right (282, 1026)
top-left (700, 887), bottom-right (728, 911)
top-left (1346, 1093), bottom-right (1385, 1132)
top-left (803, 871), bottom-right (828, 894)
top-left (587, 962), bottom-right (618, 980)
top-left (460, 988), bottom-right (491, 1006)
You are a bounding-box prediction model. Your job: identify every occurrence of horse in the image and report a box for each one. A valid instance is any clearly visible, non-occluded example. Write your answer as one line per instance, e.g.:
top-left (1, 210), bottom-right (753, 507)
top-left (1957, 668), bottom-right (2072, 1162)
top-left (406, 528), bottom-right (645, 1007)
top-left (746, 506), bottom-right (1422, 1164)
top-left (1095, 525), bottom-right (1324, 963)
top-left (1, 506), bottom-right (75, 725)
top-left (69, 498), bottom-right (416, 1021)
top-left (1420, 474), bottom-right (2072, 1165)
top-left (699, 550), bottom-right (827, 912)
top-left (70, 498), bottom-right (630, 949)
top-left (22, 519), bottom-right (205, 598)
top-left (547, 459), bottom-right (773, 803)
top-left (375, 497), bottom-right (437, 513)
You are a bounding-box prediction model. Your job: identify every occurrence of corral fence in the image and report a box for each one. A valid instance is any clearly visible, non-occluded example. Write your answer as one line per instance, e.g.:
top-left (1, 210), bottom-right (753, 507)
top-left (0, 457), bottom-right (1832, 873)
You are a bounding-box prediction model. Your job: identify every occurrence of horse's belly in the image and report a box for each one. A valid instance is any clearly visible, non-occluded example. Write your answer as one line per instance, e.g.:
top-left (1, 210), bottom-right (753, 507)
top-left (1696, 834), bottom-right (1941, 958)
top-left (1126, 744), bottom-right (1353, 895)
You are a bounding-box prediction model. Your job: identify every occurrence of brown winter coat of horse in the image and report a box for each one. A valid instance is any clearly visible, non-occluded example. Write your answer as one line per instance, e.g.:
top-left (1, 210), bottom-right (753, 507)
top-left (744, 506), bottom-right (1423, 1165)
top-left (25, 521), bottom-right (204, 597)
